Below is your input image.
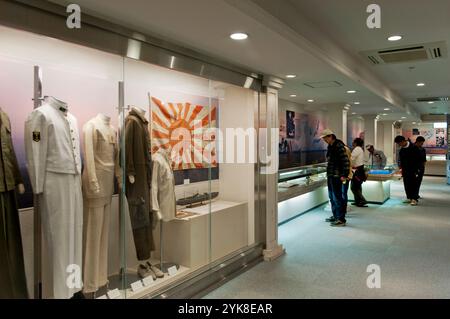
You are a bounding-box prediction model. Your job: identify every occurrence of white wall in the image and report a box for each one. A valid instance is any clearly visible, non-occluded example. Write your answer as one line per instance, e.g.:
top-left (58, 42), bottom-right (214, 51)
top-left (218, 85), bottom-right (256, 245)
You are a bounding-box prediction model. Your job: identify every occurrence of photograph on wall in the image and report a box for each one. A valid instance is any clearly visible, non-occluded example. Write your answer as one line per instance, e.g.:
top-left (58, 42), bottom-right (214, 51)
top-left (286, 110), bottom-right (295, 138)
top-left (436, 128), bottom-right (445, 147)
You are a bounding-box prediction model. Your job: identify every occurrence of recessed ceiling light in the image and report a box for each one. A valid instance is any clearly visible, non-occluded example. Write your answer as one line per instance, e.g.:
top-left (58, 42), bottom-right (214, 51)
top-left (352, 112), bottom-right (357, 115)
top-left (384, 108), bottom-right (390, 111)
top-left (290, 94), bottom-right (297, 97)
top-left (353, 102), bottom-right (360, 105)
top-left (286, 74), bottom-right (297, 79)
top-left (428, 101), bottom-right (435, 104)
top-left (388, 35), bottom-right (403, 41)
top-left (346, 90), bottom-right (357, 94)
top-left (307, 99), bottom-right (314, 103)
top-left (401, 116), bottom-right (407, 119)
top-left (416, 83), bottom-right (425, 87)
top-left (412, 122), bottom-right (417, 124)
top-left (382, 113), bottom-right (388, 116)
top-left (230, 32), bottom-right (248, 40)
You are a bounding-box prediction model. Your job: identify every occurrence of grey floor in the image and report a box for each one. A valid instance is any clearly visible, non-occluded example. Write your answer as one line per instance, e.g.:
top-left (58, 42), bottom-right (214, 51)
top-left (205, 177), bottom-right (450, 299)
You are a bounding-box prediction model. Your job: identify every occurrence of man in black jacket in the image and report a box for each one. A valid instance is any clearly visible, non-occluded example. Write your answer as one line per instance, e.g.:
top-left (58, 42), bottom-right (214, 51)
top-left (415, 136), bottom-right (427, 198)
top-left (321, 129), bottom-right (350, 227)
top-left (394, 135), bottom-right (422, 206)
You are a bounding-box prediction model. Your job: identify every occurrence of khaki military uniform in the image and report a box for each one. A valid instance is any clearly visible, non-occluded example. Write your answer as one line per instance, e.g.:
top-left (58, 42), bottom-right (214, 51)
top-left (125, 108), bottom-right (154, 261)
top-left (0, 109), bottom-right (28, 299)
top-left (81, 114), bottom-right (120, 293)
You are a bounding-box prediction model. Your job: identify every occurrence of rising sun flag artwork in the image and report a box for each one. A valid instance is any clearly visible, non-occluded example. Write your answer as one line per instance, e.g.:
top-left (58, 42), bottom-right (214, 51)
top-left (150, 94), bottom-right (218, 170)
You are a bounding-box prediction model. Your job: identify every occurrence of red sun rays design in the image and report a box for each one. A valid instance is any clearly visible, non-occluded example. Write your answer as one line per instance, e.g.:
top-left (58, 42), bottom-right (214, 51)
top-left (151, 96), bottom-right (217, 170)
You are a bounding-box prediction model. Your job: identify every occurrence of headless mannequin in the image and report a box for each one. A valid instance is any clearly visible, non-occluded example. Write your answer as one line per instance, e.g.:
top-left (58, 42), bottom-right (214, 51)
top-left (0, 107), bottom-right (25, 195)
top-left (128, 106), bottom-right (146, 185)
top-left (44, 96), bottom-right (68, 113)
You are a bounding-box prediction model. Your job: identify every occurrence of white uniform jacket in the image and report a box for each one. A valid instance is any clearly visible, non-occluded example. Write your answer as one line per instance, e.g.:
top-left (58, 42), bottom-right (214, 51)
top-left (151, 151), bottom-right (176, 222)
top-left (25, 103), bottom-right (82, 194)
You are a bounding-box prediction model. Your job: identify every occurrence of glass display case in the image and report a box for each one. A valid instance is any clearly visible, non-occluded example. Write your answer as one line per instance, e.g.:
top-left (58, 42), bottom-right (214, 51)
top-left (278, 163), bottom-right (327, 202)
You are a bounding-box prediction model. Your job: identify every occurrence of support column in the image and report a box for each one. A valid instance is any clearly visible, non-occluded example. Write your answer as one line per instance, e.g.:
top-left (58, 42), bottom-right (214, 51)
top-left (326, 104), bottom-right (349, 143)
top-left (447, 115), bottom-right (450, 185)
top-left (381, 121), bottom-right (395, 165)
top-left (362, 114), bottom-right (378, 147)
top-left (261, 80), bottom-right (285, 261)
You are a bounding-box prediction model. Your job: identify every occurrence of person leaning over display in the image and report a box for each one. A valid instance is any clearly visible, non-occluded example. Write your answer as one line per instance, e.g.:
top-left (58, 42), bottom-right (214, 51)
top-left (366, 144), bottom-right (387, 169)
top-left (414, 136), bottom-right (427, 198)
top-left (320, 129), bottom-right (350, 227)
top-left (350, 138), bottom-right (368, 207)
top-left (394, 135), bottom-right (422, 206)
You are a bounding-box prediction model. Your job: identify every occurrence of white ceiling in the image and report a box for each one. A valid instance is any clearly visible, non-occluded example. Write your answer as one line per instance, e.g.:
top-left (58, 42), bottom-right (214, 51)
top-left (290, 0), bottom-right (450, 117)
top-left (48, 0), bottom-right (447, 119)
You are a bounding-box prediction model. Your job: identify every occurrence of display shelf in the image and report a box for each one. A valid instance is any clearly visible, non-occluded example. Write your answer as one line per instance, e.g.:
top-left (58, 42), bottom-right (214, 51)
top-left (278, 163), bottom-right (327, 203)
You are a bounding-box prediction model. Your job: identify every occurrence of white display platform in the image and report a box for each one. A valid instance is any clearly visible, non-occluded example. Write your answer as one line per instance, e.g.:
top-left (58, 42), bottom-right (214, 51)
top-left (425, 160), bottom-right (446, 176)
top-left (348, 180), bottom-right (391, 204)
top-left (161, 200), bottom-right (248, 269)
top-left (278, 186), bottom-right (329, 224)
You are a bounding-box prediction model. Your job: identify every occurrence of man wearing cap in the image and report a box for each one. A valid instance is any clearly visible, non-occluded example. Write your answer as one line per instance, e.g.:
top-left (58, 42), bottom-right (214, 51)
top-left (366, 145), bottom-right (387, 169)
top-left (320, 129), bottom-right (350, 227)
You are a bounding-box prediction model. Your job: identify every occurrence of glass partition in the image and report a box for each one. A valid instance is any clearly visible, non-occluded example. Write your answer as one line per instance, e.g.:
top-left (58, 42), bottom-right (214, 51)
top-left (0, 24), bottom-right (260, 299)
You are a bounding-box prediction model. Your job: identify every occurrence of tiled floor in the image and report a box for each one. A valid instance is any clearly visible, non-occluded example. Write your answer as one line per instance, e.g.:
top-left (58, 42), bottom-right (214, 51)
top-left (205, 177), bottom-right (450, 299)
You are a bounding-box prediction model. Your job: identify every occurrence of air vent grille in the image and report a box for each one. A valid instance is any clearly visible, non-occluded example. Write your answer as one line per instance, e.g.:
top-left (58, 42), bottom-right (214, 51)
top-left (303, 81), bottom-right (342, 88)
top-left (361, 41), bottom-right (447, 65)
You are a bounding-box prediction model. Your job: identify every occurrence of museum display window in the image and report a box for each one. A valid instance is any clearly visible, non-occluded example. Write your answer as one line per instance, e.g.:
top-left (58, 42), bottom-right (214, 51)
top-left (0, 24), bottom-right (260, 299)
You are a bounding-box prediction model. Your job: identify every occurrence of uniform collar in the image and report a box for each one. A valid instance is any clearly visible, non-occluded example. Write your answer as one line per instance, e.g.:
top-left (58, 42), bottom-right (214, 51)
top-left (129, 108), bottom-right (148, 124)
top-left (46, 96), bottom-right (68, 113)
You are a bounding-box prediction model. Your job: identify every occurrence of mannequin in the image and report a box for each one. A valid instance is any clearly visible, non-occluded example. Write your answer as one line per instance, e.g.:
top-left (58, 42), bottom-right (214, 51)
top-left (128, 106), bottom-right (146, 185)
top-left (81, 113), bottom-right (120, 297)
top-left (0, 108), bottom-right (28, 299)
top-left (124, 106), bottom-right (157, 279)
top-left (151, 148), bottom-right (176, 222)
top-left (25, 96), bottom-right (83, 299)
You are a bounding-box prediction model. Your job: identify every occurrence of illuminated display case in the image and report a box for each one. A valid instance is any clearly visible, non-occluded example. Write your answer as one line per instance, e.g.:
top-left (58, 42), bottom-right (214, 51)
top-left (278, 163), bottom-right (327, 203)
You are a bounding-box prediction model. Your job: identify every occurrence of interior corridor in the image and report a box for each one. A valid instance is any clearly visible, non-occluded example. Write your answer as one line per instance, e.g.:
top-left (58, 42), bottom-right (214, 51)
top-left (205, 177), bottom-right (450, 299)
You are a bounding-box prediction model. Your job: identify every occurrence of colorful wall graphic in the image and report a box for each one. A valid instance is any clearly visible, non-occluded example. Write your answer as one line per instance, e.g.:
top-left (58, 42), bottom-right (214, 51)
top-left (403, 126), bottom-right (448, 154)
top-left (279, 110), bottom-right (328, 169)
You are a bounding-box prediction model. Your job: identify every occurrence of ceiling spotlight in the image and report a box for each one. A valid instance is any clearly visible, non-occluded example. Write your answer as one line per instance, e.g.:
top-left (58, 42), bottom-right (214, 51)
top-left (353, 102), bottom-right (360, 105)
top-left (230, 32), bottom-right (248, 40)
top-left (346, 90), bottom-right (357, 94)
top-left (388, 35), bottom-right (402, 41)
top-left (428, 101), bottom-right (435, 104)
top-left (352, 112), bottom-right (357, 115)
top-left (290, 94), bottom-right (297, 97)
top-left (384, 108), bottom-right (390, 111)
top-left (416, 83), bottom-right (425, 87)
top-left (286, 74), bottom-right (297, 79)
top-left (401, 116), bottom-right (406, 119)
top-left (382, 113), bottom-right (388, 116)
top-left (412, 122), bottom-right (417, 124)
top-left (307, 99), bottom-right (314, 103)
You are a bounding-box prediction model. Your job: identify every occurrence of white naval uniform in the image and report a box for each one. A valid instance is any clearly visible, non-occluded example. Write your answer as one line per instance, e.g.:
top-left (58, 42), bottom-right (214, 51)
top-left (151, 151), bottom-right (176, 222)
top-left (81, 114), bottom-right (120, 293)
top-left (25, 99), bottom-right (83, 299)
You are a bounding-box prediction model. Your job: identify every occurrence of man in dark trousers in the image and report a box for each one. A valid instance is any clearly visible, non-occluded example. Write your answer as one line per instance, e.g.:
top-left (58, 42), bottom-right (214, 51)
top-left (415, 136), bottom-right (427, 198)
top-left (321, 129), bottom-right (350, 227)
top-left (394, 135), bottom-right (422, 206)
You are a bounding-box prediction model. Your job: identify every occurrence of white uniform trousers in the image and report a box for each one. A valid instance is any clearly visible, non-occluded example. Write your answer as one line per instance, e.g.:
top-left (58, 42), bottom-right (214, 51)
top-left (82, 200), bottom-right (111, 293)
top-left (41, 172), bottom-right (83, 299)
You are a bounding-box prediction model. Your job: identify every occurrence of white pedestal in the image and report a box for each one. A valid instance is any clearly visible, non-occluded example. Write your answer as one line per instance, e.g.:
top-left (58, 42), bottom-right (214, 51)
top-left (348, 180), bottom-right (391, 204)
top-left (162, 200), bottom-right (248, 269)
